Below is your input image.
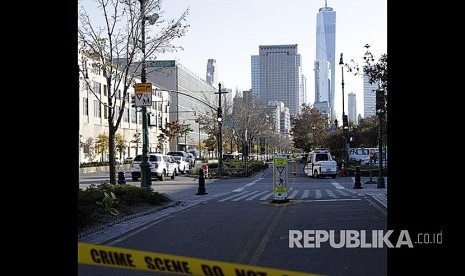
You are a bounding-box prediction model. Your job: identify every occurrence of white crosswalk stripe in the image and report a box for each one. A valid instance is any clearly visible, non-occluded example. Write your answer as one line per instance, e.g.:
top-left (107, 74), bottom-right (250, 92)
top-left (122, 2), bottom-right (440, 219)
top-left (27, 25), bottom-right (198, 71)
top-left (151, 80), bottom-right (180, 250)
top-left (245, 191), bottom-right (269, 201)
top-left (215, 189), bottom-right (362, 202)
top-left (288, 190), bottom-right (299, 199)
top-left (231, 191), bottom-right (260, 201)
top-left (325, 189), bottom-right (337, 198)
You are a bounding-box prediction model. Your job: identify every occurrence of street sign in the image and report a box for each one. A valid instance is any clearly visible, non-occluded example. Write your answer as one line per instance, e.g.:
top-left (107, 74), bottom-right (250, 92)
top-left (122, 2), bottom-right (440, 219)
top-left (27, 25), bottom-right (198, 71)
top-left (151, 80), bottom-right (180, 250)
top-left (146, 60), bottom-right (176, 68)
top-left (135, 92), bottom-right (152, 107)
top-left (259, 137), bottom-right (265, 147)
top-left (134, 83), bottom-right (152, 93)
top-left (222, 121), bottom-right (236, 128)
top-left (273, 156), bottom-right (288, 201)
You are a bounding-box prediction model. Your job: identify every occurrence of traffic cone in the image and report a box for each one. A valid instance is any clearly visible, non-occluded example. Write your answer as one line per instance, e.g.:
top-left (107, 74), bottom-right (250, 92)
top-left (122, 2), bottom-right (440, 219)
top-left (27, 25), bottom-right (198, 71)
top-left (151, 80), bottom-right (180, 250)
top-left (339, 162), bottom-right (345, 177)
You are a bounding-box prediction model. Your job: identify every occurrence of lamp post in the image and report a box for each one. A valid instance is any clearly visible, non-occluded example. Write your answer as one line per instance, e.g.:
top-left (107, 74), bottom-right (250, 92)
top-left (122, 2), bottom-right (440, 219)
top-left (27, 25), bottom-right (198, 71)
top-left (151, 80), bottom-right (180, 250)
top-left (138, 0), bottom-right (158, 191)
top-left (215, 83), bottom-right (228, 177)
top-left (339, 53), bottom-right (349, 163)
top-left (376, 88), bottom-right (386, 188)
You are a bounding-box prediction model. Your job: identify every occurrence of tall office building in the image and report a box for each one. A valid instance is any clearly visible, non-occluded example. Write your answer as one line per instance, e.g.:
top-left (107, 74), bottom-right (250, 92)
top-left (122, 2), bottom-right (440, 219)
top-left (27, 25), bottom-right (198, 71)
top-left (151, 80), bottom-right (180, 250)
top-left (314, 1), bottom-right (336, 120)
top-left (363, 74), bottom-right (378, 118)
top-left (206, 59), bottom-right (218, 87)
top-left (251, 55), bottom-right (259, 95)
top-left (348, 92), bottom-right (357, 125)
top-left (251, 44), bottom-right (303, 116)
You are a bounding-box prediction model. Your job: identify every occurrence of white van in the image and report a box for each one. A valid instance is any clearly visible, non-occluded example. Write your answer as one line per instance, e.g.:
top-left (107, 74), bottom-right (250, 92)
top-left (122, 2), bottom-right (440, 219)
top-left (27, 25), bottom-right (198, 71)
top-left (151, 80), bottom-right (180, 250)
top-left (348, 148), bottom-right (377, 163)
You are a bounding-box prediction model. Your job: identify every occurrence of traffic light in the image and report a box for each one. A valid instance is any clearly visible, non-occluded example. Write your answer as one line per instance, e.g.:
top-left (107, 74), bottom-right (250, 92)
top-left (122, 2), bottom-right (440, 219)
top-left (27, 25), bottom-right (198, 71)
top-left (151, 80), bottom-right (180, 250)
top-left (342, 114), bottom-right (348, 128)
top-left (376, 89), bottom-right (386, 114)
top-left (131, 94), bottom-right (136, 108)
top-left (217, 107), bottom-right (222, 122)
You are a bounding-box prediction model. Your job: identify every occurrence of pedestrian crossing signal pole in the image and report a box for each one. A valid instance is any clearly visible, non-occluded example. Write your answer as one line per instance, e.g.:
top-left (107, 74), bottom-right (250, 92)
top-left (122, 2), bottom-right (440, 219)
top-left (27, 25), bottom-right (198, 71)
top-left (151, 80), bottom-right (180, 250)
top-left (215, 83), bottom-right (228, 177)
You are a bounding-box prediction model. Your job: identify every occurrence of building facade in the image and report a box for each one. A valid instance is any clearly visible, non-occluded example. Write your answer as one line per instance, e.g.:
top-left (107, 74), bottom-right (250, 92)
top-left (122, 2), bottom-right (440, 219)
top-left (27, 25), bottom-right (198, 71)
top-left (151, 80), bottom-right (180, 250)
top-left (145, 60), bottom-right (217, 151)
top-left (79, 54), bottom-right (170, 163)
top-left (363, 74), bottom-right (378, 118)
top-left (315, 2), bottom-right (336, 120)
top-left (348, 92), bottom-right (357, 124)
top-left (251, 44), bottom-right (303, 116)
top-left (206, 59), bottom-right (218, 87)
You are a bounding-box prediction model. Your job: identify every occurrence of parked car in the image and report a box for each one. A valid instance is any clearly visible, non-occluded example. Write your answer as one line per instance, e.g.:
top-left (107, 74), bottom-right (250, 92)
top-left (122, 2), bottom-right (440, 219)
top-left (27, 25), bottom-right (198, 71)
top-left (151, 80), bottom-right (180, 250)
top-left (172, 156), bottom-right (190, 174)
top-left (130, 153), bottom-right (177, 181)
top-left (167, 151), bottom-right (195, 168)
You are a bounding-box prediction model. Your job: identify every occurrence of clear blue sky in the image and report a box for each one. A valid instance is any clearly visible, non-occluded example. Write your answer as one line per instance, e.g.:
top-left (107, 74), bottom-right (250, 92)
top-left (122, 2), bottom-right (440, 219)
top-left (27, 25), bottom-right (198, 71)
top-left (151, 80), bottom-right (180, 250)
top-left (81, 0), bottom-right (387, 119)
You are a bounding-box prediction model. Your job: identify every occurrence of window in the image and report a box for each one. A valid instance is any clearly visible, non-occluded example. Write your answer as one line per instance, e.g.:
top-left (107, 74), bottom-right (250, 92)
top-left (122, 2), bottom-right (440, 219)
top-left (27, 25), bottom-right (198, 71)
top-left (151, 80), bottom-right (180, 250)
top-left (123, 108), bottom-right (129, 122)
top-left (103, 106), bottom-right (108, 119)
top-left (83, 97), bottom-right (88, 115)
top-left (93, 100), bottom-right (101, 118)
top-left (131, 109), bottom-right (137, 123)
top-left (103, 85), bottom-right (107, 96)
top-left (93, 81), bottom-right (101, 95)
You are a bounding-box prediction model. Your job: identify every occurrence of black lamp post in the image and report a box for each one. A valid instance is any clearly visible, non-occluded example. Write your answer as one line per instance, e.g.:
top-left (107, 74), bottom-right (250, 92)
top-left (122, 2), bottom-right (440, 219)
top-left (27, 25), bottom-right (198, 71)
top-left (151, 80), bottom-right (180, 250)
top-left (215, 83), bottom-right (228, 177)
top-left (138, 0), bottom-right (158, 191)
top-left (339, 53), bottom-right (349, 163)
top-left (376, 88), bottom-right (386, 188)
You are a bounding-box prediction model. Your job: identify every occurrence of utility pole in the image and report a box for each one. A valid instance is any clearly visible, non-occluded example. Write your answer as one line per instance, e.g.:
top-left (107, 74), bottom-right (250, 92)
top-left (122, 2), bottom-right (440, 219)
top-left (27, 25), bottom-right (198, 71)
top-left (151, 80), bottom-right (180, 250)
top-left (215, 83), bottom-right (228, 177)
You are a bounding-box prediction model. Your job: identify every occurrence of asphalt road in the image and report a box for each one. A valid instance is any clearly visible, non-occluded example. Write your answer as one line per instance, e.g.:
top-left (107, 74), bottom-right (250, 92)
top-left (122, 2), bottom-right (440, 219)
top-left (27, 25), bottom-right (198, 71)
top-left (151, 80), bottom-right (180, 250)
top-left (79, 161), bottom-right (387, 276)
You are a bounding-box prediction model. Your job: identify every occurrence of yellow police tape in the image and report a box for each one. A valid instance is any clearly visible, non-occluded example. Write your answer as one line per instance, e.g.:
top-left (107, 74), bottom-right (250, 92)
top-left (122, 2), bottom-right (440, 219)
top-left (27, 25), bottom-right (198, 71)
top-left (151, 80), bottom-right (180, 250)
top-left (78, 242), bottom-right (324, 276)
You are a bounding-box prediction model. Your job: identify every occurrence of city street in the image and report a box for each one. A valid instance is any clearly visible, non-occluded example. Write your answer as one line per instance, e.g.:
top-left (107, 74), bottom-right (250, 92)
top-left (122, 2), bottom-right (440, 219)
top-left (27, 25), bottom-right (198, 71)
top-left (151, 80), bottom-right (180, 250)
top-left (79, 161), bottom-right (387, 275)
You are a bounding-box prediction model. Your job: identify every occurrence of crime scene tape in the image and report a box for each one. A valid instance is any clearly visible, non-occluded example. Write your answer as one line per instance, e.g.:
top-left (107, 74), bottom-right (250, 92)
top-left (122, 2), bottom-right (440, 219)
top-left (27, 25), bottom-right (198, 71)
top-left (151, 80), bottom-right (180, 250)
top-left (78, 242), bottom-right (324, 276)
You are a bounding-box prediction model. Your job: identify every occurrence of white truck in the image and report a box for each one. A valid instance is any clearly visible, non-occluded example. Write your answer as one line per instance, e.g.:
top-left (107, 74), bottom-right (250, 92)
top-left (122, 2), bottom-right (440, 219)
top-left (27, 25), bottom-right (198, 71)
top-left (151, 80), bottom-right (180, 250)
top-left (304, 149), bottom-right (338, 178)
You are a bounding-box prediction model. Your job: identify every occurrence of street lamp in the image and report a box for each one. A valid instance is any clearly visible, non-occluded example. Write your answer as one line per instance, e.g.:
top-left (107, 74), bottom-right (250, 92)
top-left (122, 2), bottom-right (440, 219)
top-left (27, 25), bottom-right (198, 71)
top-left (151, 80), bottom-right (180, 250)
top-left (138, 0), bottom-right (158, 191)
top-left (339, 53), bottom-right (349, 164)
top-left (376, 88), bottom-right (386, 188)
top-left (215, 83), bottom-right (228, 177)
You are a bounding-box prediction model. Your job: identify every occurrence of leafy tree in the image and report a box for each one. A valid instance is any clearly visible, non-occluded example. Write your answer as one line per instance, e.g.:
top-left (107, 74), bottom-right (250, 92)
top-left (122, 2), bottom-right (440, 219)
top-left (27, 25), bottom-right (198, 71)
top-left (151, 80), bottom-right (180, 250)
top-left (292, 104), bottom-right (327, 152)
top-left (82, 137), bottom-right (97, 162)
top-left (130, 132), bottom-right (141, 156)
top-left (115, 133), bottom-right (127, 161)
top-left (79, 0), bottom-right (189, 184)
top-left (95, 133), bottom-right (109, 162)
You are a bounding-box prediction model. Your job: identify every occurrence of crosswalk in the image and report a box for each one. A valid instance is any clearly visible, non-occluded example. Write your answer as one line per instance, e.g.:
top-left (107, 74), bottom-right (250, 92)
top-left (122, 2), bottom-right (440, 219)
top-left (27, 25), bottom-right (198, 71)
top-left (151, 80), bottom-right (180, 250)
top-left (214, 188), bottom-right (360, 202)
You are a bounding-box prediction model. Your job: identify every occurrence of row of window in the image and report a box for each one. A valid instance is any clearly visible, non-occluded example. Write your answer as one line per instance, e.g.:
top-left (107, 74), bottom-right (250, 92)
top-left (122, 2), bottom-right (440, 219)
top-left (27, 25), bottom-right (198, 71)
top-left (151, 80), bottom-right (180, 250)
top-left (82, 97), bottom-right (145, 124)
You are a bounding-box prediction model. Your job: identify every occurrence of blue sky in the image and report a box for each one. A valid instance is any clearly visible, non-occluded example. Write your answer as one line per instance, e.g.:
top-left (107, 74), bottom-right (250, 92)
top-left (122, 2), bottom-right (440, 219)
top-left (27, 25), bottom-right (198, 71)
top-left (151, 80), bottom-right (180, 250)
top-left (81, 0), bottom-right (387, 119)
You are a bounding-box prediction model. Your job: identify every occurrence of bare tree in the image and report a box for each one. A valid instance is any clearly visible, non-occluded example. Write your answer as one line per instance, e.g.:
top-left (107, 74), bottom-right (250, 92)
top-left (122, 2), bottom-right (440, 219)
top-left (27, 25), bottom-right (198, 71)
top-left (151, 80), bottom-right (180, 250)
top-left (78, 0), bottom-right (189, 183)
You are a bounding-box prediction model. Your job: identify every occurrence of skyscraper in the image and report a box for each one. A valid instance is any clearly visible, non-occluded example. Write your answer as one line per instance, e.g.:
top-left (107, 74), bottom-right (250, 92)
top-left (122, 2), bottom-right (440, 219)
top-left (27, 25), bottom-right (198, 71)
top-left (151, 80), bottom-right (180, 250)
top-left (348, 92), bottom-right (357, 124)
top-left (251, 44), bottom-right (303, 116)
top-left (206, 59), bottom-right (218, 87)
top-left (364, 74), bottom-right (378, 118)
top-left (314, 1), bottom-right (336, 120)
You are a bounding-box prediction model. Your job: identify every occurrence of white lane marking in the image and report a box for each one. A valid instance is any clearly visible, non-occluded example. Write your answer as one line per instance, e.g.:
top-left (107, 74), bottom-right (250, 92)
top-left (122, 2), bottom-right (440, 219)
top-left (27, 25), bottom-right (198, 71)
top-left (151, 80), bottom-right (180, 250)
top-left (300, 190), bottom-right (310, 199)
top-left (245, 191), bottom-right (269, 201)
top-left (306, 198), bottom-right (362, 202)
top-left (217, 191), bottom-right (248, 202)
top-left (315, 190), bottom-right (323, 199)
top-left (326, 189), bottom-right (338, 198)
top-left (232, 191), bottom-right (260, 201)
top-left (259, 192), bottom-right (274, 200)
top-left (288, 190), bottom-right (299, 199)
top-left (330, 181), bottom-right (345, 189)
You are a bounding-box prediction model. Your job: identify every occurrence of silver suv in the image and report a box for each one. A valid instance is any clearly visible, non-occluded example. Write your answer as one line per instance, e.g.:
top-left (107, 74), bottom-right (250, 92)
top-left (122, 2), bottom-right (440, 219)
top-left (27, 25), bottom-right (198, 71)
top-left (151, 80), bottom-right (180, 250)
top-left (130, 153), bottom-right (178, 181)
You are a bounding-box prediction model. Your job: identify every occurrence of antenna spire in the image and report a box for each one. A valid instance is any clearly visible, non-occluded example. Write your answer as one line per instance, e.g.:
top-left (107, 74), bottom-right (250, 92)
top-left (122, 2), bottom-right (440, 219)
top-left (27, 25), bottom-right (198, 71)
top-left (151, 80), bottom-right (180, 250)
top-left (325, 0), bottom-right (327, 8)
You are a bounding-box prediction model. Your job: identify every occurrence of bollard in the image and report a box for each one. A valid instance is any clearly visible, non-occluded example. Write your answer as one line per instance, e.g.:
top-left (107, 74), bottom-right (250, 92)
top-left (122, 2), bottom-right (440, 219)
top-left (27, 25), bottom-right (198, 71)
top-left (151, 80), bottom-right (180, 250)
top-left (353, 166), bottom-right (363, 189)
top-left (196, 168), bottom-right (208, 195)
top-left (117, 171), bottom-right (126, 184)
top-left (339, 162), bottom-right (345, 177)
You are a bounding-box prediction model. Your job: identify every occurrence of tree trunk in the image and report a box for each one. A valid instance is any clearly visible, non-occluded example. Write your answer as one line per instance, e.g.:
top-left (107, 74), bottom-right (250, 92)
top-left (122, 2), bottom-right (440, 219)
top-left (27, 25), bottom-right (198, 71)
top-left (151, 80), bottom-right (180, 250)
top-left (108, 124), bottom-right (116, 184)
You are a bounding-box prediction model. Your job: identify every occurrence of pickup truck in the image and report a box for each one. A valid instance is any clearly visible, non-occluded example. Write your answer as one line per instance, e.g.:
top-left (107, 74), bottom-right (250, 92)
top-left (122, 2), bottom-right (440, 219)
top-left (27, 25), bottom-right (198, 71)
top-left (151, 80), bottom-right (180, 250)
top-left (304, 149), bottom-right (338, 178)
